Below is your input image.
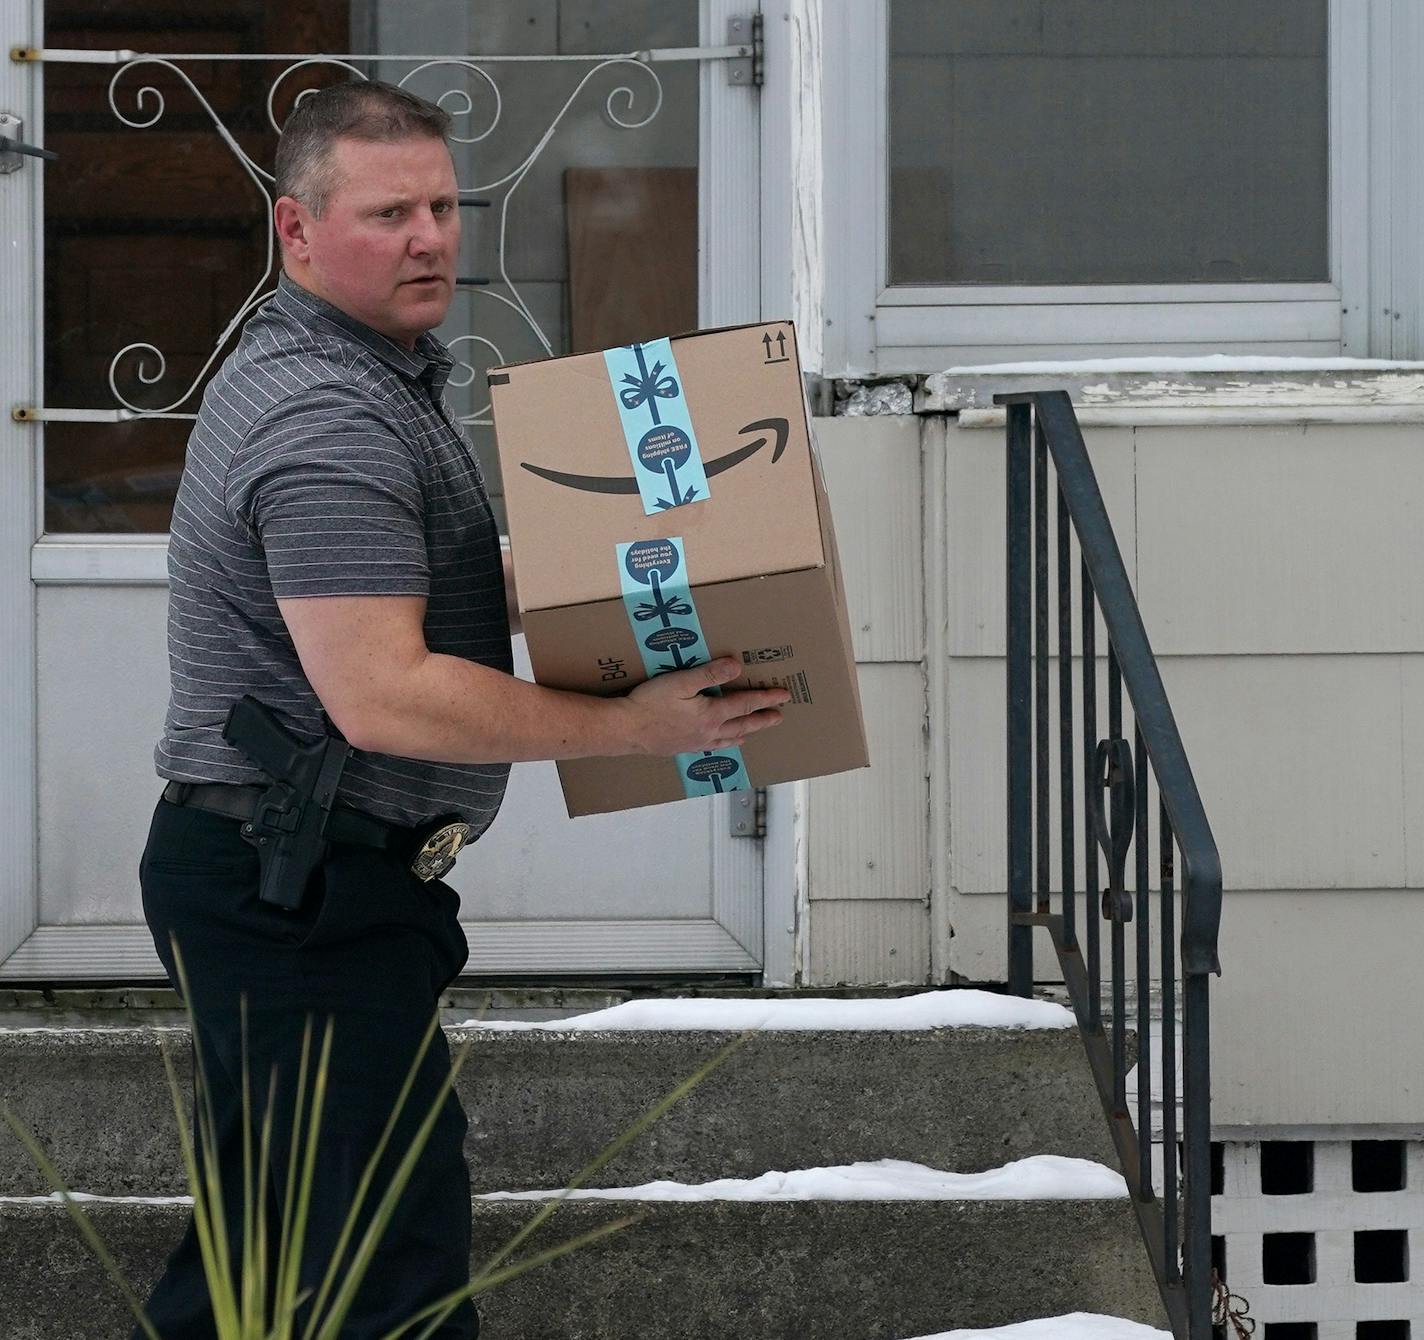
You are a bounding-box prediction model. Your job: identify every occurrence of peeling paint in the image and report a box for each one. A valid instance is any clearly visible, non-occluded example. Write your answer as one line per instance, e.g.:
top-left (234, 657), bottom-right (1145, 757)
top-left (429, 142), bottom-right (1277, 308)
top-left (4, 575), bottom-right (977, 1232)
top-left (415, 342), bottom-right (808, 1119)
top-left (921, 367), bottom-right (1424, 414)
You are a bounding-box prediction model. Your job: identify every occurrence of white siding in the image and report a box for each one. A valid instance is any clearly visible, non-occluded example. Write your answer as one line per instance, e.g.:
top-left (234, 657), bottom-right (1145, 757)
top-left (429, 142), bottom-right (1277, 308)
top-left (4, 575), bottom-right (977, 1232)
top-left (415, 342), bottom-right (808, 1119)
top-left (804, 417), bottom-right (929, 983)
top-left (936, 410), bottom-right (1424, 1127)
top-left (945, 426), bottom-right (1136, 658)
top-left (808, 899), bottom-right (930, 987)
top-left (1135, 425), bottom-right (1424, 655)
top-left (808, 663), bottom-right (926, 903)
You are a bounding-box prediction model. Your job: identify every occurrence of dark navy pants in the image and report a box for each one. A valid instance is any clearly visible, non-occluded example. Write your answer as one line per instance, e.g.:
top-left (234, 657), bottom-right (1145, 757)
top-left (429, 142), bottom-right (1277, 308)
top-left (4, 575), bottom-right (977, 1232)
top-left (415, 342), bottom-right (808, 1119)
top-left (132, 794), bottom-right (478, 1340)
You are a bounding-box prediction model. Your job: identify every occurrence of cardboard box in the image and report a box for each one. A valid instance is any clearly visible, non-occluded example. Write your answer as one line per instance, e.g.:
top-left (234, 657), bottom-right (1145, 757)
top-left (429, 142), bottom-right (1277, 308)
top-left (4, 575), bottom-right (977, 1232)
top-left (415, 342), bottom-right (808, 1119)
top-left (487, 320), bottom-right (869, 817)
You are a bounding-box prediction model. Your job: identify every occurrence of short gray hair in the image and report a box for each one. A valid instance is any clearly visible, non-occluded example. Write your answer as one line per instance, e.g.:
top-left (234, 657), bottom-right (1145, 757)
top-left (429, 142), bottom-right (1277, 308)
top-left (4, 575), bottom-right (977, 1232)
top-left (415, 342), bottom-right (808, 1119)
top-left (274, 79), bottom-right (452, 218)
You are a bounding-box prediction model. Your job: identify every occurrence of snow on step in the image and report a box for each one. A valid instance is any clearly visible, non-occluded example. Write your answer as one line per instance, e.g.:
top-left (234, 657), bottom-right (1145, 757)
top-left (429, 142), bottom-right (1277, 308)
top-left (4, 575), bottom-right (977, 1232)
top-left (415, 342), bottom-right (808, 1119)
top-left (477, 1156), bottom-right (1126, 1203)
top-left (5, 1156), bottom-right (1126, 1209)
top-left (941, 354), bottom-right (1424, 373)
top-left (899, 1316), bottom-right (1170, 1340)
top-left (458, 990), bottom-right (1074, 1032)
top-left (3, 1193), bottom-right (195, 1205)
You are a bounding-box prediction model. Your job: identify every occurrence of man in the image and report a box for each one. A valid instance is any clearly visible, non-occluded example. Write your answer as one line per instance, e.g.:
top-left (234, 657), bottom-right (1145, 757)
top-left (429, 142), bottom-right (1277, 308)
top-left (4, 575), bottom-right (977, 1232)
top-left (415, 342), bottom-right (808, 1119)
top-left (139, 79), bottom-right (788, 1339)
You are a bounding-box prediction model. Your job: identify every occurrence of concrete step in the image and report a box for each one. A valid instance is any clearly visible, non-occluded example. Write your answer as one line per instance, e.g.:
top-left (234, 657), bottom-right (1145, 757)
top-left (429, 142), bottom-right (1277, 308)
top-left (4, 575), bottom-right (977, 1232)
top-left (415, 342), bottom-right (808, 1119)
top-left (0, 1194), bottom-right (1169, 1339)
top-left (0, 1024), bottom-right (1120, 1197)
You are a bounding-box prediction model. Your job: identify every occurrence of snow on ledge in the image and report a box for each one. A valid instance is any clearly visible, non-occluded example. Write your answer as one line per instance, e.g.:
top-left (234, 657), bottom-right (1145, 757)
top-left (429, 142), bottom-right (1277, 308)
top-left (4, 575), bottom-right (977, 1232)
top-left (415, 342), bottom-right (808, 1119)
top-left (455, 990), bottom-right (1074, 1032)
top-left (476, 1156), bottom-right (1126, 1204)
top-left (900, 1315), bottom-right (1170, 1340)
top-left (937, 355), bottom-right (1424, 374)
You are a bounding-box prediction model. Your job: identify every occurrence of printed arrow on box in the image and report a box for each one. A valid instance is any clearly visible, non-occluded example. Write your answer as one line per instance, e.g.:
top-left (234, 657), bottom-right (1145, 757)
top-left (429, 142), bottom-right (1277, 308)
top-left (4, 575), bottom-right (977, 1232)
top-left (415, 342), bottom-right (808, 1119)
top-left (519, 418), bottom-right (789, 495)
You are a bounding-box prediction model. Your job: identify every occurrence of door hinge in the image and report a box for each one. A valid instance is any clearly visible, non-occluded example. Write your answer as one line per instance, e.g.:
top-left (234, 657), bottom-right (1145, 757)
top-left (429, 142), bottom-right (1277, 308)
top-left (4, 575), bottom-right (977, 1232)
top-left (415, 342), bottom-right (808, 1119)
top-left (727, 14), bottom-right (764, 88)
top-left (729, 786), bottom-right (767, 838)
top-left (0, 114), bottom-right (56, 173)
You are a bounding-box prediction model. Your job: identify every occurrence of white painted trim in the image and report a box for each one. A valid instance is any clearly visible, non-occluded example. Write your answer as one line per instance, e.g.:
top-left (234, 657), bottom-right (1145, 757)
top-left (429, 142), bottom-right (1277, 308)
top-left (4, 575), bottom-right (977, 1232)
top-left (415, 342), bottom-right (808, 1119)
top-left (1332, 0), bottom-right (1371, 354)
top-left (819, 0), bottom-right (879, 375)
top-left (790, 0), bottom-right (823, 368)
top-left (877, 300), bottom-right (1343, 350)
top-left (0, 920), bottom-right (762, 982)
top-left (1214, 1124), bottom-right (1424, 1143)
top-left (0, 0), bottom-right (41, 969)
top-left (710, 789), bottom-right (763, 963)
top-left (758, 2), bottom-right (791, 329)
top-left (757, 0), bottom-right (825, 368)
top-left (1367, 0), bottom-right (1424, 360)
top-left (956, 405), bottom-right (1424, 430)
top-left (700, 0), bottom-right (761, 328)
top-left (31, 537), bottom-right (169, 584)
top-left (1367, 0), bottom-right (1395, 359)
top-left (824, 0), bottom-right (1359, 373)
top-left (791, 779), bottom-right (810, 983)
top-left (760, 781), bottom-right (798, 987)
top-left (28, 536), bottom-right (514, 586)
top-left (880, 283), bottom-right (1342, 308)
top-left (883, 342), bottom-right (1346, 372)
top-left (921, 417), bottom-right (952, 983)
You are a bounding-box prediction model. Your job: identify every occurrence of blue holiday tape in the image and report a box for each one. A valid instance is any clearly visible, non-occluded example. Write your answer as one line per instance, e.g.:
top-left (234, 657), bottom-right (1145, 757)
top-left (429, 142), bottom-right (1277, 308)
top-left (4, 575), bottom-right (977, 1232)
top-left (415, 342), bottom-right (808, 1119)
top-left (604, 339), bottom-right (710, 516)
top-left (616, 537), bottom-right (750, 799)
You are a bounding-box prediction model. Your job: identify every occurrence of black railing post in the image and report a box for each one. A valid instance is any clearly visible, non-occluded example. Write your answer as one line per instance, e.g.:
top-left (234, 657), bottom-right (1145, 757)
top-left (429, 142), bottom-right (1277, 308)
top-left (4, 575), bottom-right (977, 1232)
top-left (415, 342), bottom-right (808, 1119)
top-left (1006, 401), bottom-right (1034, 996)
top-left (1034, 417), bottom-right (1050, 914)
top-left (1161, 803), bottom-right (1180, 1284)
top-left (1083, 562), bottom-right (1101, 1031)
top-left (995, 389), bottom-right (1222, 1340)
top-left (1058, 480), bottom-right (1076, 951)
top-left (1135, 725), bottom-right (1153, 1199)
top-left (1183, 971), bottom-right (1212, 1337)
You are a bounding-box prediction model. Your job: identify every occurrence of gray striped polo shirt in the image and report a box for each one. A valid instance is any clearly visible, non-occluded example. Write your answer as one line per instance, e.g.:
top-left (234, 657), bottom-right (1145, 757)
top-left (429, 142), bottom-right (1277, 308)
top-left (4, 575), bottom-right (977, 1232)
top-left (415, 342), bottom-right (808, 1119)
top-left (155, 273), bottom-right (513, 835)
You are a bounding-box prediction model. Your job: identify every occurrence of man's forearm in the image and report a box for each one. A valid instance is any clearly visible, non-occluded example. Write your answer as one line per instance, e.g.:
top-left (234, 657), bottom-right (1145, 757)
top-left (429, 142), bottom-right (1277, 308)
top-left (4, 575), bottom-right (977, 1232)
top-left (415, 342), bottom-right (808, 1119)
top-left (356, 650), bottom-right (635, 764)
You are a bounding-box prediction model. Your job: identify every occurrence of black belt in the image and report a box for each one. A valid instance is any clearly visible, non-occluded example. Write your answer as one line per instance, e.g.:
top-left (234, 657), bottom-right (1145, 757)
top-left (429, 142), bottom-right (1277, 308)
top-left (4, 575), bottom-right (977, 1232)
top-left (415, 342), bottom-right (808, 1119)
top-left (161, 781), bottom-right (473, 882)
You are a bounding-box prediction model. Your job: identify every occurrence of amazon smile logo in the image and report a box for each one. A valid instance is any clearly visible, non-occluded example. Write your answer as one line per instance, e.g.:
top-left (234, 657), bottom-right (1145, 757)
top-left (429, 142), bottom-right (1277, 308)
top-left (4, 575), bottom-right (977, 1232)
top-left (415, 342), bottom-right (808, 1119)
top-left (518, 417), bottom-right (790, 498)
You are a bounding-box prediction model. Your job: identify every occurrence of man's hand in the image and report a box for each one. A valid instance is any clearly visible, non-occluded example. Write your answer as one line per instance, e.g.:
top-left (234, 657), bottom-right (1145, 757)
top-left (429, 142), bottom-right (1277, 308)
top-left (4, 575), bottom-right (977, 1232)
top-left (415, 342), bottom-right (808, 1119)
top-left (617, 657), bottom-right (791, 756)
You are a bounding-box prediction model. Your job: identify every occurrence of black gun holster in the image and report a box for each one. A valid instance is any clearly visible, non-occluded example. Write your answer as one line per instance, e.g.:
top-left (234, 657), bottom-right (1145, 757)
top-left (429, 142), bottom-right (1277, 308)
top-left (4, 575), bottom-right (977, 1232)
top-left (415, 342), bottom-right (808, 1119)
top-left (222, 696), bottom-right (351, 912)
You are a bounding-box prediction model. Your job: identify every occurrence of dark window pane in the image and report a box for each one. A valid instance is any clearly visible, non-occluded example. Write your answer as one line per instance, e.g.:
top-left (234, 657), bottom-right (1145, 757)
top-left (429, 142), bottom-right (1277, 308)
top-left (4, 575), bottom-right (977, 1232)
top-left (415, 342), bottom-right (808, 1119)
top-left (1358, 1323), bottom-right (1410, 1340)
top-left (1356, 1230), bottom-right (1409, 1284)
top-left (1263, 1232), bottom-right (1316, 1285)
top-left (1354, 1141), bottom-right (1408, 1192)
top-left (888, 0), bottom-right (1329, 285)
top-left (1262, 1141), bottom-right (1314, 1195)
top-left (42, 0), bottom-right (354, 535)
top-left (42, 0), bottom-right (700, 535)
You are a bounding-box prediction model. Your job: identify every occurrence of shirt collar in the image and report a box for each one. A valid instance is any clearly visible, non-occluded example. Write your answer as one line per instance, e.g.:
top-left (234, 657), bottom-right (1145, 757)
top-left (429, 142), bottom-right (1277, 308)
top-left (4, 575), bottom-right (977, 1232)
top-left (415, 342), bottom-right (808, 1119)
top-left (274, 273), bottom-right (455, 396)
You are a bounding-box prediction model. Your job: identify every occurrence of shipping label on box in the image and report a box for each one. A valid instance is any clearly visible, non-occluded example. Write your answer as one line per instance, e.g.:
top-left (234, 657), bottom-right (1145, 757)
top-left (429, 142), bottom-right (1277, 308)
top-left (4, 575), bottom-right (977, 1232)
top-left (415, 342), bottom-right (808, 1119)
top-left (489, 321), bottom-right (868, 817)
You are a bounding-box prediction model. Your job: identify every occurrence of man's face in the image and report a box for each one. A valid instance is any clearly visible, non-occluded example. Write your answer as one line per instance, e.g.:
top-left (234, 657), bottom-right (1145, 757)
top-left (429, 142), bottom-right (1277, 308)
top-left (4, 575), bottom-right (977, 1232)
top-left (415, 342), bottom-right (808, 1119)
top-left (291, 135), bottom-right (460, 348)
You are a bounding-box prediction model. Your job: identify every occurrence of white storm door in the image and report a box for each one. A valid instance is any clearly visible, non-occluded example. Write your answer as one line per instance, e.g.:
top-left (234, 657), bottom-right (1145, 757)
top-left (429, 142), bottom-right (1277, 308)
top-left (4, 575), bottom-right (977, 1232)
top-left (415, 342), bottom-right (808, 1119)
top-left (0, 0), bottom-right (776, 983)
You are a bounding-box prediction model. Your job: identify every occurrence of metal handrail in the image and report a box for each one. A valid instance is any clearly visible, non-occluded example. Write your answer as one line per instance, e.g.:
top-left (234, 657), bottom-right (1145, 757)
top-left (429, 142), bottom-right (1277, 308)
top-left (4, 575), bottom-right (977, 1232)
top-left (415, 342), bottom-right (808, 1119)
top-left (996, 390), bottom-right (1223, 1340)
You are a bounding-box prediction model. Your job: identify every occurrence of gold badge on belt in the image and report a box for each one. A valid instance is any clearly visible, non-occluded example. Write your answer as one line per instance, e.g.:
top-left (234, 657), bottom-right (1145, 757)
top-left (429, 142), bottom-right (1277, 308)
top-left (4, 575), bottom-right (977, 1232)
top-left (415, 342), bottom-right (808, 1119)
top-left (411, 820), bottom-right (472, 882)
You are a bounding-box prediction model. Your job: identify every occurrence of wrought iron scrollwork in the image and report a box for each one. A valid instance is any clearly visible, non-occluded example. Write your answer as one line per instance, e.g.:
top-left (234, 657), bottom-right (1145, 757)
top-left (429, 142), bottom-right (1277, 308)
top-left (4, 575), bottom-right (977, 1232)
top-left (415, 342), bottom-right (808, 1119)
top-left (1091, 736), bottom-right (1136, 923)
top-left (93, 51), bottom-right (668, 419)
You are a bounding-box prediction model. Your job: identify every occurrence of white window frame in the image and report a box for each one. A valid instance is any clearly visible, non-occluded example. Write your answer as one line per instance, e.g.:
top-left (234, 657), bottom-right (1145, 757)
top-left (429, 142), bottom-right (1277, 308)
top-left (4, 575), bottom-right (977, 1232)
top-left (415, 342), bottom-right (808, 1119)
top-left (823, 0), bottom-right (1370, 376)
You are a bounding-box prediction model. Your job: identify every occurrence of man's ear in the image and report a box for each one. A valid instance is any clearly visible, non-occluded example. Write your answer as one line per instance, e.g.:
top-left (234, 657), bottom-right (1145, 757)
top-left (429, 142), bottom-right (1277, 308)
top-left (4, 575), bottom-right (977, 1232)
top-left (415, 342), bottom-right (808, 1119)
top-left (274, 196), bottom-right (313, 263)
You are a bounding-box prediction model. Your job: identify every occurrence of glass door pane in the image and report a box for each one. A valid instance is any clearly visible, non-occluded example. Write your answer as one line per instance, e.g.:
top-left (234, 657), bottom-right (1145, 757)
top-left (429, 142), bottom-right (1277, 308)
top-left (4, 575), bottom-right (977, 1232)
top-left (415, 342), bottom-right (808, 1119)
top-left (42, 0), bottom-right (701, 534)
